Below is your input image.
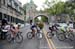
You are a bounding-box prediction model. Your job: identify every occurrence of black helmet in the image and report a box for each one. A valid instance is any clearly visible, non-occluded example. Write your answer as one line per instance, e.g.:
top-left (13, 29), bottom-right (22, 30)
top-left (30, 20), bottom-right (32, 22)
top-left (2, 18), bottom-right (8, 25)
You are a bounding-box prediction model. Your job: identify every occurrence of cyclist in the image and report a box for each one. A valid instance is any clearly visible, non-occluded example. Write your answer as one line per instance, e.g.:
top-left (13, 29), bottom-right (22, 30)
top-left (29, 20), bottom-right (41, 35)
top-left (49, 23), bottom-right (58, 31)
top-left (59, 23), bottom-right (70, 33)
top-left (66, 23), bottom-right (71, 32)
top-left (36, 22), bottom-right (41, 32)
top-left (30, 20), bottom-right (33, 25)
top-left (15, 24), bottom-right (21, 33)
top-left (48, 23), bottom-right (59, 36)
top-left (8, 23), bottom-right (21, 41)
top-left (30, 22), bottom-right (37, 37)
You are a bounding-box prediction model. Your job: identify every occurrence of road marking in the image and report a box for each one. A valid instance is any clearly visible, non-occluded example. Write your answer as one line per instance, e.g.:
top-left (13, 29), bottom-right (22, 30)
top-left (49, 39), bottom-right (56, 49)
top-left (43, 29), bottom-right (56, 49)
top-left (43, 30), bottom-right (53, 49)
top-left (40, 47), bottom-right (50, 48)
top-left (56, 46), bottom-right (73, 49)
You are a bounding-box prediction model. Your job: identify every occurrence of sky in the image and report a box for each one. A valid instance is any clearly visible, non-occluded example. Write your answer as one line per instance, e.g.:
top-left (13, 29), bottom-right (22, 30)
top-left (18, 0), bottom-right (45, 10)
top-left (18, 0), bottom-right (67, 11)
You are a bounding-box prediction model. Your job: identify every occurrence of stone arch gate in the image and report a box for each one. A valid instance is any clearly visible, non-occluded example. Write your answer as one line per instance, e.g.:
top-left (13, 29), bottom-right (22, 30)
top-left (33, 12), bottom-right (50, 23)
top-left (33, 12), bottom-right (56, 23)
top-left (27, 12), bottom-right (56, 23)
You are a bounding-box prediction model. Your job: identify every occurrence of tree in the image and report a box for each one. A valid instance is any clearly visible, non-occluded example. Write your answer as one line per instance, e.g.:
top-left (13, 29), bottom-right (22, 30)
top-left (44, 0), bottom-right (75, 21)
top-left (64, 1), bottom-right (75, 21)
top-left (44, 0), bottom-right (75, 15)
top-left (44, 1), bottom-right (65, 15)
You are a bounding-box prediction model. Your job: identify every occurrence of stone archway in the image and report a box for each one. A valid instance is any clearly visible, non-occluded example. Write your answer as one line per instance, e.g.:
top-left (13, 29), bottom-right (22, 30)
top-left (34, 15), bottom-right (48, 23)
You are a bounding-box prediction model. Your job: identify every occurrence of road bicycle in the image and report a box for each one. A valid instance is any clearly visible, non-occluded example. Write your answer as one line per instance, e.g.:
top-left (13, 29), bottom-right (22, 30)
top-left (6, 31), bottom-right (23, 43)
top-left (27, 29), bottom-right (43, 40)
top-left (47, 24), bottom-right (59, 39)
top-left (57, 27), bottom-right (75, 41)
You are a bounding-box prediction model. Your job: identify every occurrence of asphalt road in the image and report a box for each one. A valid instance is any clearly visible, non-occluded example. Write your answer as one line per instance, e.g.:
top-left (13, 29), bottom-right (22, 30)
top-left (0, 25), bottom-right (49, 49)
top-left (44, 24), bottom-right (75, 49)
top-left (0, 24), bottom-right (75, 49)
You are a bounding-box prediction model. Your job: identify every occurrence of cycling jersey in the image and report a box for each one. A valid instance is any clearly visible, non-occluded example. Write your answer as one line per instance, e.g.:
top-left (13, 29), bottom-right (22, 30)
top-left (30, 23), bottom-right (36, 30)
top-left (60, 25), bottom-right (70, 32)
top-left (31, 24), bottom-right (36, 29)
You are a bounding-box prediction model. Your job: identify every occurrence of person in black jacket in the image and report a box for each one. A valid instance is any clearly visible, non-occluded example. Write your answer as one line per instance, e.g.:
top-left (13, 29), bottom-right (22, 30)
top-left (1, 18), bottom-right (8, 39)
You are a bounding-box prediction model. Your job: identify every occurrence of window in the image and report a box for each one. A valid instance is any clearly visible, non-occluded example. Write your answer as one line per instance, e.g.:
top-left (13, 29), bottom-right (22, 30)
top-left (3, 0), bottom-right (5, 5)
top-left (0, 12), bottom-right (2, 20)
top-left (14, 2), bottom-right (18, 10)
top-left (9, 0), bottom-right (12, 2)
top-left (0, 0), bottom-right (1, 8)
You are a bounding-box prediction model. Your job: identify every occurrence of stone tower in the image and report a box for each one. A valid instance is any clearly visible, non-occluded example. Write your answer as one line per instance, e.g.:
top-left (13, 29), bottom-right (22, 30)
top-left (26, 0), bottom-right (37, 22)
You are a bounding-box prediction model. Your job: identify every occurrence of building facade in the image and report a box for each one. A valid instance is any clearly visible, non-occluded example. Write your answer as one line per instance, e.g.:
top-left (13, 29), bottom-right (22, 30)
top-left (0, 0), bottom-right (25, 24)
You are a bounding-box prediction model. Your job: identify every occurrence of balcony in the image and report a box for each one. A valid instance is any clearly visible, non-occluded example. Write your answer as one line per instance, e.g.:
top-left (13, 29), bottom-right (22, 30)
top-left (8, 2), bottom-right (11, 6)
top-left (7, 0), bottom-right (12, 6)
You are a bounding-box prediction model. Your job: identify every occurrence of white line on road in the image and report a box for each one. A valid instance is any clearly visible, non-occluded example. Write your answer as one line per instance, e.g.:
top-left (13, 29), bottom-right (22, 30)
top-left (56, 46), bottom-right (74, 49)
top-left (40, 47), bottom-right (50, 49)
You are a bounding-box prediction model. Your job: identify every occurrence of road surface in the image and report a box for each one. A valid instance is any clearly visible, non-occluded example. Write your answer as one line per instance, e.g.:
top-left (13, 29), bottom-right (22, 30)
top-left (0, 24), bottom-right (75, 49)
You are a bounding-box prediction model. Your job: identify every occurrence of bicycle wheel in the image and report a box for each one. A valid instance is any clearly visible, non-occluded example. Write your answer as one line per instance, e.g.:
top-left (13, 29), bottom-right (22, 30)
top-left (36, 32), bottom-right (43, 40)
top-left (47, 32), bottom-right (54, 39)
top-left (15, 34), bottom-right (23, 43)
top-left (27, 32), bottom-right (33, 39)
top-left (68, 32), bottom-right (75, 41)
top-left (57, 33), bottom-right (66, 41)
top-left (6, 34), bottom-right (12, 42)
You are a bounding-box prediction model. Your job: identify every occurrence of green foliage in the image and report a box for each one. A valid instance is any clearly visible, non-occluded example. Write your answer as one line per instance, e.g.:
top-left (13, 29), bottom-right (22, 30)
top-left (45, 1), bottom-right (65, 15)
top-left (45, 0), bottom-right (75, 15)
top-left (41, 16), bottom-right (48, 22)
top-left (34, 16), bottom-right (48, 22)
top-left (64, 2), bottom-right (75, 15)
top-left (45, 0), bottom-right (75, 21)
top-left (34, 17), bottom-right (39, 22)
